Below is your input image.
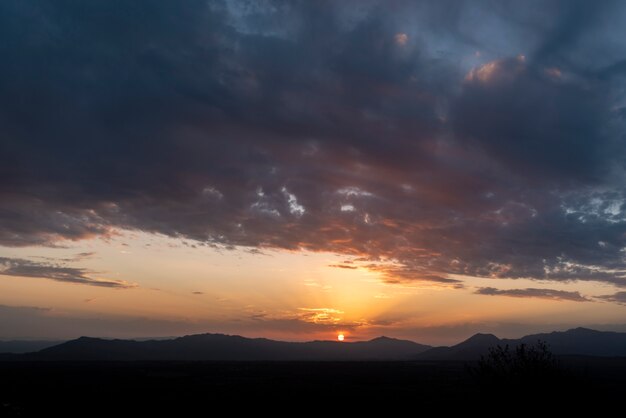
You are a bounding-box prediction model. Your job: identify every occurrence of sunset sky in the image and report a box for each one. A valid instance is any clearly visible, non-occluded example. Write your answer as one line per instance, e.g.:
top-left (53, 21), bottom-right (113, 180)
top-left (2, 1), bottom-right (626, 345)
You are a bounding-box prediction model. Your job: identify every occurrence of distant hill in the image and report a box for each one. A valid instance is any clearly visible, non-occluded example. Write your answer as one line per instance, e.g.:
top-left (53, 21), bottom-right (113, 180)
top-left (418, 333), bottom-right (501, 361)
top-left (0, 340), bottom-right (63, 354)
top-left (3, 328), bottom-right (626, 362)
top-left (513, 327), bottom-right (626, 357)
top-left (417, 328), bottom-right (626, 361)
top-left (5, 333), bottom-right (431, 361)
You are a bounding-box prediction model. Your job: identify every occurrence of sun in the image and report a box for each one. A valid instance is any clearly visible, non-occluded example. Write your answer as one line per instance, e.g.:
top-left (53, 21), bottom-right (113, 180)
top-left (337, 333), bottom-right (345, 342)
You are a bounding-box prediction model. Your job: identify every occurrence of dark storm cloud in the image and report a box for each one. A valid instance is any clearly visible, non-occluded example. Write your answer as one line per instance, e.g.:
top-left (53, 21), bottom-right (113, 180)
top-left (0, 257), bottom-right (134, 288)
top-left (475, 287), bottom-right (591, 302)
top-left (530, 0), bottom-right (616, 64)
top-left (2, 1), bottom-right (626, 290)
top-left (451, 55), bottom-right (612, 181)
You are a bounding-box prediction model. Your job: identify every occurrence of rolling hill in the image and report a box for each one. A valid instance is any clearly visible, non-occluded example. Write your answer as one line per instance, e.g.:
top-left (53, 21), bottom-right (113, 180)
top-left (417, 328), bottom-right (626, 361)
top-left (5, 333), bottom-right (431, 361)
top-left (3, 328), bottom-right (626, 361)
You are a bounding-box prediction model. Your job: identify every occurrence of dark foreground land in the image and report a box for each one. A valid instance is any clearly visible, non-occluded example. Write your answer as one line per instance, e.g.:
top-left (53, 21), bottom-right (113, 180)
top-left (1, 358), bottom-right (625, 415)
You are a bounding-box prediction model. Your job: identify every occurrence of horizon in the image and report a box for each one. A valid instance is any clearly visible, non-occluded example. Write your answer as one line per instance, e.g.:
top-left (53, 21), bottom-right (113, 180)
top-left (6, 326), bottom-right (626, 360)
top-left (0, 327), bottom-right (626, 348)
top-left (2, 1), bottom-right (626, 347)
top-left (3, 323), bottom-right (625, 348)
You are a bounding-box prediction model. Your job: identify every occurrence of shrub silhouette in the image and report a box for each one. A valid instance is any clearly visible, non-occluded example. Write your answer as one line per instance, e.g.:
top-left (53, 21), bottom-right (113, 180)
top-left (470, 340), bottom-right (561, 391)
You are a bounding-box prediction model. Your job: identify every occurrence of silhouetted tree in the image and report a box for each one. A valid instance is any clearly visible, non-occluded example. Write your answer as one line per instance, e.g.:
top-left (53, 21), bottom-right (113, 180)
top-left (470, 340), bottom-right (562, 393)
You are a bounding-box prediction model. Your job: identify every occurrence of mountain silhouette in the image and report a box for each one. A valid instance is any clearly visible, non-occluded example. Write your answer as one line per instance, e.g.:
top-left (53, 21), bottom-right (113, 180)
top-left (6, 333), bottom-right (430, 361)
top-left (417, 328), bottom-right (626, 361)
top-left (418, 333), bottom-right (501, 361)
top-left (3, 328), bottom-right (626, 361)
top-left (511, 327), bottom-right (626, 357)
top-left (0, 340), bottom-right (62, 354)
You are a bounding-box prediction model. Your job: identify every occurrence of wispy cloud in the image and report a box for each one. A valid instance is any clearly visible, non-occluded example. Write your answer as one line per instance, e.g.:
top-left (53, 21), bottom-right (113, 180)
top-left (0, 257), bottom-right (135, 289)
top-left (475, 287), bottom-right (591, 302)
top-left (328, 264), bottom-right (358, 270)
top-left (298, 308), bottom-right (344, 324)
top-left (597, 291), bottom-right (626, 305)
top-left (72, 251), bottom-right (97, 261)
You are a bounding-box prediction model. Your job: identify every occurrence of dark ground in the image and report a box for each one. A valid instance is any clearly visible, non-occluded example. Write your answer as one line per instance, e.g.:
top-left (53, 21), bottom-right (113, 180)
top-left (1, 358), bottom-right (624, 415)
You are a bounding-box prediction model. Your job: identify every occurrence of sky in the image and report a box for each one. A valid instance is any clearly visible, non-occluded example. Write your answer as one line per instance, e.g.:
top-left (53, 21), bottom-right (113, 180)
top-left (2, 0), bottom-right (626, 345)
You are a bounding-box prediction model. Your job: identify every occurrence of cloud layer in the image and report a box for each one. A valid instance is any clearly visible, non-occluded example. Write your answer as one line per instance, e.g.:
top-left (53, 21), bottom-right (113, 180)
top-left (2, 1), bottom-right (626, 288)
top-left (598, 292), bottom-right (626, 305)
top-left (475, 287), bottom-right (591, 302)
top-left (0, 257), bottom-right (134, 288)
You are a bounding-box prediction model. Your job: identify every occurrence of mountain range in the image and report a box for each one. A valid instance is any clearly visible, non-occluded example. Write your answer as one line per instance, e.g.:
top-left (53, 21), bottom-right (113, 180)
top-left (419, 328), bottom-right (626, 360)
top-left (0, 340), bottom-right (62, 354)
top-left (0, 334), bottom-right (430, 361)
top-left (1, 328), bottom-right (625, 361)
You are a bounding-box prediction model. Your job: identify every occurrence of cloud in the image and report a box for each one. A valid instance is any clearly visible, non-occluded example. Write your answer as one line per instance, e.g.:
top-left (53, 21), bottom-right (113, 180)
top-left (475, 287), bottom-right (591, 302)
top-left (394, 33), bottom-right (408, 46)
top-left (297, 308), bottom-right (345, 324)
top-left (245, 307), bottom-right (369, 334)
top-left (597, 291), bottom-right (626, 305)
top-left (328, 264), bottom-right (358, 270)
top-left (32, 252), bottom-right (97, 263)
top-left (452, 54), bottom-right (612, 181)
top-left (0, 257), bottom-right (134, 288)
top-left (1, 1), bottom-right (626, 289)
top-left (73, 252), bottom-right (97, 261)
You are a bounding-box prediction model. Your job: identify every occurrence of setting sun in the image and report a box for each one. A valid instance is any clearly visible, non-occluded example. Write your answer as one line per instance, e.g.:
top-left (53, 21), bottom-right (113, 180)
top-left (337, 334), bottom-right (345, 342)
